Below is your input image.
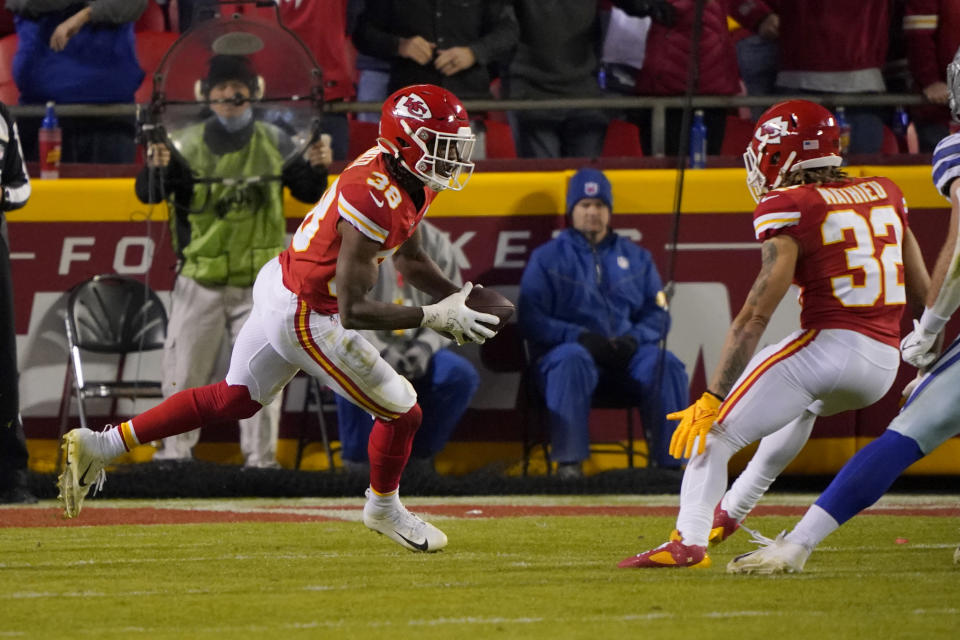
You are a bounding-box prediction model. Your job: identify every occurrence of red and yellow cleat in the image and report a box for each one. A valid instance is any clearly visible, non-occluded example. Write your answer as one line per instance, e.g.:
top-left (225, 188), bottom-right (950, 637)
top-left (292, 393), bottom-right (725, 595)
top-left (708, 504), bottom-right (741, 547)
top-left (617, 530), bottom-right (711, 569)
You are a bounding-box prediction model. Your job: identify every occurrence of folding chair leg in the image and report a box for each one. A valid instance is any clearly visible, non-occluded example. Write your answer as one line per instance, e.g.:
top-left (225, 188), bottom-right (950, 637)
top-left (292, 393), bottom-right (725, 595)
top-left (56, 365), bottom-right (74, 472)
top-left (310, 378), bottom-right (336, 471)
top-left (296, 380), bottom-right (310, 470)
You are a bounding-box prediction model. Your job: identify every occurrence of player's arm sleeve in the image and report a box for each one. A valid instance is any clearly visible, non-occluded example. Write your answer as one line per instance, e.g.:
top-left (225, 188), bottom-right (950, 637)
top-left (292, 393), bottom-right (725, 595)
top-left (932, 133), bottom-right (960, 198)
top-left (283, 156), bottom-right (328, 204)
top-left (924, 179), bottom-right (960, 324)
top-left (473, 1), bottom-right (519, 66)
top-left (0, 108), bottom-right (30, 212)
top-left (517, 248), bottom-right (588, 348)
top-left (625, 247), bottom-right (670, 344)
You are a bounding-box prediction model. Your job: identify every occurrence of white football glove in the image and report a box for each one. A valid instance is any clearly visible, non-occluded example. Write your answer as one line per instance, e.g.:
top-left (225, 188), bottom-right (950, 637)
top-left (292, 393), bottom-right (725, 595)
top-left (900, 319), bottom-right (939, 368)
top-left (420, 282), bottom-right (498, 346)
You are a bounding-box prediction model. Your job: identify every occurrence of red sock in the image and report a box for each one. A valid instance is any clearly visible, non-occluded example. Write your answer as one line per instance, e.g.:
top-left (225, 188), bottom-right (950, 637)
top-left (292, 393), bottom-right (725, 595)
top-left (130, 380), bottom-right (261, 443)
top-left (368, 403), bottom-right (422, 494)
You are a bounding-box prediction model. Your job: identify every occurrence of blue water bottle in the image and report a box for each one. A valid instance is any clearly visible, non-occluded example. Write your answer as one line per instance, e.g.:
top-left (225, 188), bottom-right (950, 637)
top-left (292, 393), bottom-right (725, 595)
top-left (690, 109), bottom-right (707, 169)
top-left (835, 106), bottom-right (851, 163)
top-left (892, 106), bottom-right (910, 152)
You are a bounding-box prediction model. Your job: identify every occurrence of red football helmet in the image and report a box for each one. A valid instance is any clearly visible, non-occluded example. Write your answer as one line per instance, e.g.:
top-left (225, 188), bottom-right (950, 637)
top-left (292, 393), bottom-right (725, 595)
top-left (743, 100), bottom-right (842, 202)
top-left (378, 84), bottom-right (475, 191)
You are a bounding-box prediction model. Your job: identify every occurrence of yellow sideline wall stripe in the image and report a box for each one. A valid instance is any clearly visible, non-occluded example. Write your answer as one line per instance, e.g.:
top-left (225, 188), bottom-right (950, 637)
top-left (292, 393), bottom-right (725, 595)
top-left (25, 436), bottom-right (960, 476)
top-left (8, 166), bottom-right (944, 223)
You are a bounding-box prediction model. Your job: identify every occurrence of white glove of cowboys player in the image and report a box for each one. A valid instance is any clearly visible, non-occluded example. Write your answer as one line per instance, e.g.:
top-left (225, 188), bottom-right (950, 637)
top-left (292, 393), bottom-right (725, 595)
top-left (900, 319), bottom-right (940, 368)
top-left (420, 282), bottom-right (498, 346)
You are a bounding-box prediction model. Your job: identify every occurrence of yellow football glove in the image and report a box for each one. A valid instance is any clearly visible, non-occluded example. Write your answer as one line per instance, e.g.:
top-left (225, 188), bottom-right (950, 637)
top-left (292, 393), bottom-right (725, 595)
top-left (667, 391), bottom-right (723, 459)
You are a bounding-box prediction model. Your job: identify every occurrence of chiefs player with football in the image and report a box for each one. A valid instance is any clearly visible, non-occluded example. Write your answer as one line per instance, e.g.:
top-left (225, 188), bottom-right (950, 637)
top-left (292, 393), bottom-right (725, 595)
top-left (58, 84), bottom-right (508, 552)
top-left (618, 99), bottom-right (931, 569)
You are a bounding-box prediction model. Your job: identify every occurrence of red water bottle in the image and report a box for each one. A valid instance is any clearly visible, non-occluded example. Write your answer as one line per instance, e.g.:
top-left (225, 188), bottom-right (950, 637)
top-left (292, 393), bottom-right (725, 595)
top-left (38, 101), bottom-right (62, 179)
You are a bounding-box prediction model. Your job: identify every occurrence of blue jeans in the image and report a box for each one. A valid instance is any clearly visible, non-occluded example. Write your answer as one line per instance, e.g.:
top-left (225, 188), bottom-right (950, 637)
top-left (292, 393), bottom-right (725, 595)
top-left (335, 349), bottom-right (479, 461)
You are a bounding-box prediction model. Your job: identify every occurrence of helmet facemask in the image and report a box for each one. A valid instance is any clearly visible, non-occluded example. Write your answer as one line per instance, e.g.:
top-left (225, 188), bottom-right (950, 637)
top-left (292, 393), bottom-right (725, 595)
top-left (744, 133), bottom-right (797, 203)
top-left (404, 123), bottom-right (475, 191)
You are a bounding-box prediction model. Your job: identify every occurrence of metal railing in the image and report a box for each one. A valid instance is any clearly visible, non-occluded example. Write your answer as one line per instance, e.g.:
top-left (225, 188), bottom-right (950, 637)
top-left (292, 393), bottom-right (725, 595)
top-left (9, 92), bottom-right (932, 158)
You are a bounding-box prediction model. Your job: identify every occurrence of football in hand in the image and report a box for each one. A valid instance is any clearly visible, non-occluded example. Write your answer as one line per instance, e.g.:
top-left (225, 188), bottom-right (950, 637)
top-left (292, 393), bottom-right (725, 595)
top-left (466, 286), bottom-right (514, 330)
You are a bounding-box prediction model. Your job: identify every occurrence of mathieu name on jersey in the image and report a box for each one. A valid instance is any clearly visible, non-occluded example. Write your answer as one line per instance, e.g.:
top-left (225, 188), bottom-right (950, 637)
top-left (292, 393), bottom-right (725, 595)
top-left (752, 176), bottom-right (909, 347)
top-left (280, 148), bottom-right (437, 315)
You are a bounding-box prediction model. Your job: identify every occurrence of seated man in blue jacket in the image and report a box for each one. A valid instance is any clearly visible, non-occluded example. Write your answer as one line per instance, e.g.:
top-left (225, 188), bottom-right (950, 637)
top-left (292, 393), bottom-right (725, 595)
top-left (518, 168), bottom-right (688, 477)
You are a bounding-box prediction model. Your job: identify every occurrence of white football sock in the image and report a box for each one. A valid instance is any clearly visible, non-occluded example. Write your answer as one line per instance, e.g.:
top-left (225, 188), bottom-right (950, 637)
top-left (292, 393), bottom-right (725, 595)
top-left (675, 434), bottom-right (738, 547)
top-left (101, 426), bottom-right (127, 460)
top-left (786, 504), bottom-right (839, 550)
top-left (366, 487), bottom-right (402, 514)
top-left (723, 412), bottom-right (815, 521)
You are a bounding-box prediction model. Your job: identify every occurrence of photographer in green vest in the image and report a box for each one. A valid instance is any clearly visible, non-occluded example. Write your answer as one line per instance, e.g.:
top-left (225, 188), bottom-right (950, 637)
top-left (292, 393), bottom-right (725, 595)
top-left (135, 53), bottom-right (331, 467)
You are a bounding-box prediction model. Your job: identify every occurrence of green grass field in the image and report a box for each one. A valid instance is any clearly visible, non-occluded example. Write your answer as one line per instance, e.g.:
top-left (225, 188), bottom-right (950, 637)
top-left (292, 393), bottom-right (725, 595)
top-left (1, 495), bottom-right (957, 639)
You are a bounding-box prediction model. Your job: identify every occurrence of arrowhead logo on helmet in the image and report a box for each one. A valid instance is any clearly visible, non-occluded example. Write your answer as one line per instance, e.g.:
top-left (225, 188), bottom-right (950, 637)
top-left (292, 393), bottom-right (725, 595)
top-left (756, 116), bottom-right (788, 144)
top-left (394, 94), bottom-right (432, 120)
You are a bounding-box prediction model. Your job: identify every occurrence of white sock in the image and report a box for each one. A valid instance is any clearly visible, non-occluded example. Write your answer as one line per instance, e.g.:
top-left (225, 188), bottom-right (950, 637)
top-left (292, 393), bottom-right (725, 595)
top-left (675, 435), bottom-right (738, 547)
top-left (786, 504), bottom-right (839, 550)
top-left (101, 426), bottom-right (127, 460)
top-left (367, 487), bottom-right (401, 513)
top-left (724, 413), bottom-right (816, 521)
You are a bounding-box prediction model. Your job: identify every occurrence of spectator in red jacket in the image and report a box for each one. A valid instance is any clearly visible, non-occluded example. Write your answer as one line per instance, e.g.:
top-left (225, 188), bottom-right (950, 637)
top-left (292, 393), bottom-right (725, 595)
top-left (774, 1), bottom-right (891, 154)
top-left (904, 0), bottom-right (960, 151)
top-left (632, 0), bottom-right (777, 156)
top-left (276, 0), bottom-right (355, 161)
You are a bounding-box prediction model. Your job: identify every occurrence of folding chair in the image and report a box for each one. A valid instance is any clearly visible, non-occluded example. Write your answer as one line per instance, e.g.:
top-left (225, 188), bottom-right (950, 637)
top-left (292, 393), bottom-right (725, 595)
top-left (57, 275), bottom-right (167, 437)
top-left (481, 324), bottom-right (646, 476)
top-left (295, 375), bottom-right (339, 471)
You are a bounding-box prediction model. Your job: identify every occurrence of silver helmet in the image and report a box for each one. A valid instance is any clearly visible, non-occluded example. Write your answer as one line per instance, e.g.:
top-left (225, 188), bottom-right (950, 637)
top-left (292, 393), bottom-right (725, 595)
top-left (948, 45), bottom-right (960, 122)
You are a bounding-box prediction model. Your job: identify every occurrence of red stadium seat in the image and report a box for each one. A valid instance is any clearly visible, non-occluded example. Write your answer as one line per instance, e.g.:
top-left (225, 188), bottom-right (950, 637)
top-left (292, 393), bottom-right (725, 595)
top-left (483, 119), bottom-right (516, 158)
top-left (135, 1), bottom-right (170, 32)
top-left (0, 34), bottom-right (18, 105)
top-left (720, 115), bottom-right (755, 156)
top-left (134, 31), bottom-right (179, 104)
top-left (880, 125), bottom-right (899, 155)
top-left (601, 119), bottom-right (643, 157)
top-left (347, 119), bottom-right (380, 162)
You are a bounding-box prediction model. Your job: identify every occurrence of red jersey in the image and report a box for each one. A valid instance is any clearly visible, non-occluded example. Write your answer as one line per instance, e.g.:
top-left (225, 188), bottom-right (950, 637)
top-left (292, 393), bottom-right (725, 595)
top-left (777, 1), bottom-right (889, 74)
top-left (904, 0), bottom-right (960, 90)
top-left (752, 177), bottom-right (909, 347)
top-left (280, 148), bottom-right (436, 314)
top-left (275, 0), bottom-right (356, 102)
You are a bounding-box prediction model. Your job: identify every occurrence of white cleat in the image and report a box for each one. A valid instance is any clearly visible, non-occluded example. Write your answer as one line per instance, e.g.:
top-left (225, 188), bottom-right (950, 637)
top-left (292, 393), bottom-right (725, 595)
top-left (362, 488), bottom-right (447, 552)
top-left (726, 529), bottom-right (810, 575)
top-left (57, 428), bottom-right (108, 518)
top-left (953, 545), bottom-right (959, 565)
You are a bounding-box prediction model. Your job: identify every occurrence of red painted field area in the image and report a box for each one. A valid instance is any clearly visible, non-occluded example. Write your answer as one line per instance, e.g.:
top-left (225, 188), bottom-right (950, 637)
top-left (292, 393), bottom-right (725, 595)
top-left (2, 502), bottom-right (958, 528)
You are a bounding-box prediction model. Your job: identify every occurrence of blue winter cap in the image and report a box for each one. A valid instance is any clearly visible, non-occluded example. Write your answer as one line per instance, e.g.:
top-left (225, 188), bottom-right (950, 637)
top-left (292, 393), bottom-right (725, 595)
top-left (566, 167), bottom-right (612, 214)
